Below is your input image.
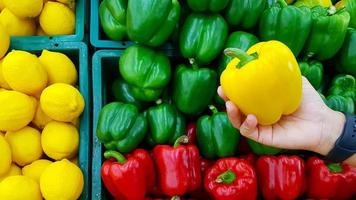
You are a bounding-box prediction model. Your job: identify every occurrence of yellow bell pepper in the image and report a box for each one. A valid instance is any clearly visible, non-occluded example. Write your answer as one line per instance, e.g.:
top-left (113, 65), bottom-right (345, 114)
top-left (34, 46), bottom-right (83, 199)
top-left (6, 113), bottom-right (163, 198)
top-left (220, 40), bottom-right (302, 125)
top-left (294, 0), bottom-right (333, 8)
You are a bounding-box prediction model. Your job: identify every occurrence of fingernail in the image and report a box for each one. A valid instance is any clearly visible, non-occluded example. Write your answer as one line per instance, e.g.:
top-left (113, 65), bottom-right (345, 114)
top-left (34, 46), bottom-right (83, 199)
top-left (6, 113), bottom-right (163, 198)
top-left (225, 101), bottom-right (232, 110)
top-left (246, 114), bottom-right (254, 121)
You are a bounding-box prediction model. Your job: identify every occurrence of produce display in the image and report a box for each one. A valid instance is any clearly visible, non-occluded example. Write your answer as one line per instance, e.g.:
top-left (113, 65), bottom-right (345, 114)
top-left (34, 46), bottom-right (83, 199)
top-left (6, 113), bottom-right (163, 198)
top-left (96, 0), bottom-right (356, 199)
top-left (0, 0), bottom-right (76, 36)
top-left (0, 31), bottom-right (85, 199)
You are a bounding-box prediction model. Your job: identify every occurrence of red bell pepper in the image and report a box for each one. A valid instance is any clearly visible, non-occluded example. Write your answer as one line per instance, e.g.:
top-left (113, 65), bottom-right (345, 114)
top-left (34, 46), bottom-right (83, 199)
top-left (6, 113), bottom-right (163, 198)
top-left (204, 158), bottom-right (257, 200)
top-left (153, 135), bottom-right (201, 198)
top-left (186, 122), bottom-right (197, 145)
top-left (101, 149), bottom-right (156, 200)
top-left (190, 158), bottom-right (214, 200)
top-left (306, 156), bottom-right (356, 199)
top-left (256, 155), bottom-right (306, 200)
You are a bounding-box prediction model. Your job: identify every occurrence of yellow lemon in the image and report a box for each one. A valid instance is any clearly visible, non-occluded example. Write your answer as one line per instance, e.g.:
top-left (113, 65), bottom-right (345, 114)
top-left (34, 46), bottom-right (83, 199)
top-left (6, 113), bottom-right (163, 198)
top-left (0, 175), bottom-right (42, 200)
top-left (3, 0), bottom-right (43, 18)
top-left (32, 103), bottom-right (53, 129)
top-left (0, 163), bottom-right (22, 182)
top-left (22, 159), bottom-right (52, 183)
top-left (0, 24), bottom-right (9, 59)
top-left (36, 26), bottom-right (47, 36)
top-left (3, 50), bottom-right (48, 96)
top-left (5, 126), bottom-right (43, 166)
top-left (40, 159), bottom-right (84, 200)
top-left (0, 8), bottom-right (36, 36)
top-left (42, 121), bottom-right (79, 160)
top-left (0, 0), bottom-right (4, 10)
top-left (40, 83), bottom-right (84, 122)
top-left (0, 135), bottom-right (11, 176)
top-left (0, 91), bottom-right (37, 131)
top-left (39, 50), bottom-right (78, 85)
top-left (0, 59), bottom-right (10, 89)
top-left (40, 1), bottom-right (75, 35)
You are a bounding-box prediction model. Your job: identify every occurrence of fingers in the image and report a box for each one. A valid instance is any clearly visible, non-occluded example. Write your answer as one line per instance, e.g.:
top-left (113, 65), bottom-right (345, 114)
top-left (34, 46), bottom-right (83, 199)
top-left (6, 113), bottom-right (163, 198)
top-left (239, 115), bottom-right (258, 136)
top-left (226, 101), bottom-right (242, 128)
top-left (217, 86), bottom-right (228, 101)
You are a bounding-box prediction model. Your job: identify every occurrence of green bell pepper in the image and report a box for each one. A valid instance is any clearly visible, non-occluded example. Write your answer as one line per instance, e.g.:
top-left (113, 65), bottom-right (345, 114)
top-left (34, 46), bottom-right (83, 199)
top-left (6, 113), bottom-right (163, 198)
top-left (328, 74), bottom-right (356, 102)
top-left (336, 28), bottom-right (356, 76)
top-left (127, 0), bottom-right (181, 47)
top-left (259, 0), bottom-right (312, 56)
top-left (187, 0), bottom-right (229, 12)
top-left (172, 63), bottom-right (217, 116)
top-left (247, 139), bottom-right (282, 155)
top-left (111, 78), bottom-right (147, 110)
top-left (224, 0), bottom-right (266, 30)
top-left (145, 101), bottom-right (185, 146)
top-left (197, 106), bottom-right (240, 159)
top-left (304, 6), bottom-right (350, 60)
top-left (326, 95), bottom-right (355, 114)
top-left (99, 0), bottom-right (127, 41)
top-left (336, 0), bottom-right (356, 29)
top-left (299, 60), bottom-right (324, 90)
top-left (179, 13), bottom-right (228, 65)
top-left (119, 45), bottom-right (171, 102)
top-left (97, 102), bottom-right (147, 153)
top-left (215, 31), bottom-right (259, 106)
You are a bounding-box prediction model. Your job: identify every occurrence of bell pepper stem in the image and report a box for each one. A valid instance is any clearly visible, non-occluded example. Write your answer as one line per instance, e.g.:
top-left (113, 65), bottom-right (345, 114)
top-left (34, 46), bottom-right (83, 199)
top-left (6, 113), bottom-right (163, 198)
top-left (171, 196), bottom-right (180, 200)
top-left (276, 0), bottom-right (288, 7)
top-left (173, 135), bottom-right (189, 147)
top-left (209, 105), bottom-right (219, 114)
top-left (216, 170), bottom-right (237, 184)
top-left (328, 6), bottom-right (337, 15)
top-left (189, 58), bottom-right (199, 70)
top-left (327, 163), bottom-right (343, 173)
top-left (224, 48), bottom-right (258, 69)
top-left (104, 150), bottom-right (127, 164)
top-left (156, 99), bottom-right (163, 105)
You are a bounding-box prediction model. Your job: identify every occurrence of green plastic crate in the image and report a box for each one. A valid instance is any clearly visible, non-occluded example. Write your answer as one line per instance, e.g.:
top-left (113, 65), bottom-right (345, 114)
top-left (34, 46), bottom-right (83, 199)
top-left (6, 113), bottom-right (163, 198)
top-left (8, 42), bottom-right (90, 200)
top-left (10, 0), bottom-right (86, 45)
top-left (90, 0), bottom-right (174, 49)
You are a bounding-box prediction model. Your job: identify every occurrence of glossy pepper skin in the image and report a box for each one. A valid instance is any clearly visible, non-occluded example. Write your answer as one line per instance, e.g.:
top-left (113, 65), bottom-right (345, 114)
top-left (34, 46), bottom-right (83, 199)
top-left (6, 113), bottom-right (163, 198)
top-left (99, 0), bottom-right (127, 41)
top-left (97, 102), bottom-right (147, 153)
top-left (205, 158), bottom-right (258, 200)
top-left (256, 155), bottom-right (306, 200)
top-left (197, 106), bottom-right (240, 159)
top-left (119, 45), bottom-right (171, 102)
top-left (247, 139), bottom-right (282, 156)
top-left (326, 95), bottom-right (355, 114)
top-left (294, 0), bottom-right (332, 8)
top-left (304, 6), bottom-right (350, 60)
top-left (153, 136), bottom-right (201, 197)
top-left (259, 0), bottom-right (312, 56)
top-left (126, 0), bottom-right (180, 47)
top-left (298, 60), bottom-right (324, 90)
top-left (224, 0), bottom-right (266, 30)
top-left (306, 156), bottom-right (356, 199)
top-left (111, 78), bottom-right (147, 110)
top-left (336, 28), bottom-right (356, 76)
top-left (172, 63), bottom-right (217, 116)
top-left (101, 149), bottom-right (156, 200)
top-left (328, 74), bottom-right (356, 102)
top-left (179, 13), bottom-right (228, 65)
top-left (186, 122), bottom-right (197, 145)
top-left (186, 0), bottom-right (229, 12)
top-left (145, 102), bottom-right (185, 146)
top-left (220, 41), bottom-right (302, 125)
top-left (190, 158), bottom-right (214, 200)
top-left (336, 0), bottom-right (356, 28)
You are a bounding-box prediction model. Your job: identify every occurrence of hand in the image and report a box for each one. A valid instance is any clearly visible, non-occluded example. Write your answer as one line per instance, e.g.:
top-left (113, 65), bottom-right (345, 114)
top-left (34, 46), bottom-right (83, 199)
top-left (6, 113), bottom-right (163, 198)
top-left (218, 77), bottom-right (345, 156)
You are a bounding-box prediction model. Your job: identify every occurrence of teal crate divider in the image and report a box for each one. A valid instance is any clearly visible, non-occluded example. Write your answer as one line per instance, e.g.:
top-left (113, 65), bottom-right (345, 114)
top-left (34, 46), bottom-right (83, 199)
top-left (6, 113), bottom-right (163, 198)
top-left (90, 0), bottom-right (174, 49)
top-left (10, 0), bottom-right (86, 44)
top-left (9, 42), bottom-right (90, 200)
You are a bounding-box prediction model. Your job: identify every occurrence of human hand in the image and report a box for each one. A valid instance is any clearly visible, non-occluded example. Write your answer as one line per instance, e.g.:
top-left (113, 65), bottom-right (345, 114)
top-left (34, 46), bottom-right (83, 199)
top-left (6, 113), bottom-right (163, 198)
top-left (218, 77), bottom-right (345, 156)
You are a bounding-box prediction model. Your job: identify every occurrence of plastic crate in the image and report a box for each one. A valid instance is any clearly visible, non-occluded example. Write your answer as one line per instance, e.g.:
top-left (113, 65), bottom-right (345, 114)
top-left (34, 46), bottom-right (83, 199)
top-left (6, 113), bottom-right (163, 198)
top-left (10, 0), bottom-right (86, 45)
top-left (8, 42), bottom-right (90, 200)
top-left (90, 0), bottom-right (174, 49)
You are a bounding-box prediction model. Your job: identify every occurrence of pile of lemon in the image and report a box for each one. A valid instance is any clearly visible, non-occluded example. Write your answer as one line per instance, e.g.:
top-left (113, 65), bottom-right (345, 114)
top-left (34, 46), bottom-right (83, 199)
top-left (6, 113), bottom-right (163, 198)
top-left (0, 30), bottom-right (85, 199)
top-left (0, 0), bottom-right (76, 36)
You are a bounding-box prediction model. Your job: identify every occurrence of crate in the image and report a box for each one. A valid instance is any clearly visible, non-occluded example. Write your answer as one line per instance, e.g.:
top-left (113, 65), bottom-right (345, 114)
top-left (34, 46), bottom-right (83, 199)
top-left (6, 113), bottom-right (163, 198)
top-left (10, 0), bottom-right (86, 45)
top-left (90, 0), bottom-right (174, 49)
top-left (8, 42), bottom-right (90, 200)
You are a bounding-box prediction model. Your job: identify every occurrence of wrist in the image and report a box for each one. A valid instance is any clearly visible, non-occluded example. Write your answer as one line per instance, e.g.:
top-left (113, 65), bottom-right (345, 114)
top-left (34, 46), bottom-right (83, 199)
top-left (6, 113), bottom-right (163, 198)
top-left (315, 109), bottom-right (346, 156)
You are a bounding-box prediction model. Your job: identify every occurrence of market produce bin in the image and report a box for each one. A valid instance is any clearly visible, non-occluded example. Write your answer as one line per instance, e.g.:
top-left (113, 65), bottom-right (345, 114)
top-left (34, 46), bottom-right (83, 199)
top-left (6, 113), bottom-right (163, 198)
top-left (90, 0), bottom-right (173, 49)
top-left (9, 41), bottom-right (90, 200)
top-left (10, 0), bottom-right (86, 45)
